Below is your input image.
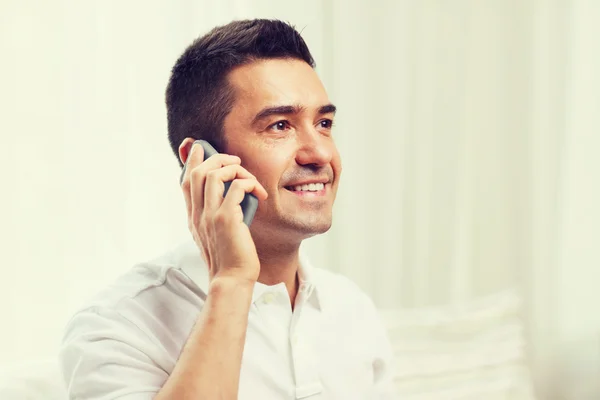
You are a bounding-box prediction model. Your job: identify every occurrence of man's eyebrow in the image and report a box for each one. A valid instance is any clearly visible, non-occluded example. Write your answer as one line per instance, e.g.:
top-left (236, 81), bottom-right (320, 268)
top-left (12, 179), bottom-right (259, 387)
top-left (252, 105), bottom-right (304, 125)
top-left (318, 104), bottom-right (337, 115)
top-left (252, 103), bottom-right (337, 125)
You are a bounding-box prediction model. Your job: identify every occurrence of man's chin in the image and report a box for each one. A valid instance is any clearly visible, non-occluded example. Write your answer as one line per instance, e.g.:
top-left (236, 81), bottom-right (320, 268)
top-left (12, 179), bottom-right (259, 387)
top-left (257, 215), bottom-right (332, 238)
top-left (249, 207), bottom-right (333, 240)
top-left (285, 216), bottom-right (333, 237)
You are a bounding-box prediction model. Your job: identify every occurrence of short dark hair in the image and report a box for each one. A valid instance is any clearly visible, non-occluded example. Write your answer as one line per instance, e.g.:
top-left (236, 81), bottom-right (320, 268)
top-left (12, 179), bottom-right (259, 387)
top-left (165, 19), bottom-right (316, 167)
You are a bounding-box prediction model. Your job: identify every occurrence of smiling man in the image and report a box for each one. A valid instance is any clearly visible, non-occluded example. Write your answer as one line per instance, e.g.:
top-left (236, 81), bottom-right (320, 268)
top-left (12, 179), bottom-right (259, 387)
top-left (60, 19), bottom-right (395, 399)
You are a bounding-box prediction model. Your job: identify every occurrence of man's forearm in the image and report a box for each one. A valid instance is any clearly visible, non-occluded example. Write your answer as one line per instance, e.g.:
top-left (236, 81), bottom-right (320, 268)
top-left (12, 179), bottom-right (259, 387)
top-left (156, 276), bottom-right (254, 400)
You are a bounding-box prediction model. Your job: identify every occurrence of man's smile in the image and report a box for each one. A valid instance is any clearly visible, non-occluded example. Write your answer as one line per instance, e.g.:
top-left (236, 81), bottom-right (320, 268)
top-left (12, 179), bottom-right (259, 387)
top-left (283, 182), bottom-right (329, 199)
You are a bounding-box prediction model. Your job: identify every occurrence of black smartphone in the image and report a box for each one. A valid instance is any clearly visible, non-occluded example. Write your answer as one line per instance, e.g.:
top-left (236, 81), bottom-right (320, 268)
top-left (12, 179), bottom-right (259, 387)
top-left (180, 140), bottom-right (259, 226)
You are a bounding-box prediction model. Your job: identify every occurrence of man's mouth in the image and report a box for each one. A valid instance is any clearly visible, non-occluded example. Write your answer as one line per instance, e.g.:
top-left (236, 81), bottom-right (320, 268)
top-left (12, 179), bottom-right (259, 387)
top-left (284, 183), bottom-right (326, 192)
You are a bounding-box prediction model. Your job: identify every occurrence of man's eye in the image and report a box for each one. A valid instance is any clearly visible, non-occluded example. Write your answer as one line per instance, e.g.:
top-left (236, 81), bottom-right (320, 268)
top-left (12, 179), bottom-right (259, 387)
top-left (319, 119), bottom-right (334, 129)
top-left (269, 121), bottom-right (290, 131)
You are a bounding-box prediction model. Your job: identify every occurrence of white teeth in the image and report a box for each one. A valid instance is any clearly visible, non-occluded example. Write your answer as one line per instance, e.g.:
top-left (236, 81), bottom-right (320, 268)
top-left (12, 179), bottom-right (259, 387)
top-left (291, 183), bottom-right (325, 192)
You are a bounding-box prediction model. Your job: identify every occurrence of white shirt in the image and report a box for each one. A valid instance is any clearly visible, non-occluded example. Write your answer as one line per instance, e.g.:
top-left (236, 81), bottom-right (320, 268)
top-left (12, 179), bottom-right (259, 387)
top-left (59, 240), bottom-right (396, 399)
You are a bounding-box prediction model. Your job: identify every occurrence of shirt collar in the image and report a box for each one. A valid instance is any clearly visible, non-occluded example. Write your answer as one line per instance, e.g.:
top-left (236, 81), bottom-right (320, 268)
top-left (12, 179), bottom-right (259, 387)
top-left (175, 239), bottom-right (321, 310)
top-left (297, 252), bottom-right (322, 310)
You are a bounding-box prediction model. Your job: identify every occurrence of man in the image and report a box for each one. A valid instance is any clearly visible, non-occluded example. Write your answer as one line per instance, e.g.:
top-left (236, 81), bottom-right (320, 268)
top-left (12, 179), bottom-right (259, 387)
top-left (60, 19), bottom-right (395, 399)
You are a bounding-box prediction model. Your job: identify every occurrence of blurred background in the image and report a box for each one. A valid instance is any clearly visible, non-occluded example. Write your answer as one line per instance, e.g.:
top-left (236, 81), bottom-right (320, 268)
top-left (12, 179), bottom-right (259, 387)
top-left (1, 0), bottom-right (599, 398)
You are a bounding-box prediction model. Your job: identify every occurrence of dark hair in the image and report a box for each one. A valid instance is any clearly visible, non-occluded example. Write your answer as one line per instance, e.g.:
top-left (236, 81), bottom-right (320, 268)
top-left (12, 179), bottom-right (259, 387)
top-left (165, 19), bottom-right (316, 167)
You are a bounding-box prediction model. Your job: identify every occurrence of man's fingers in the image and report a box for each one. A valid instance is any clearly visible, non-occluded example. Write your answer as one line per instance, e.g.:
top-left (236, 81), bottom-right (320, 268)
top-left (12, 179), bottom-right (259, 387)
top-left (204, 164), bottom-right (257, 213)
top-left (220, 178), bottom-right (267, 213)
top-left (181, 140), bottom-right (241, 192)
top-left (182, 151), bottom-right (241, 221)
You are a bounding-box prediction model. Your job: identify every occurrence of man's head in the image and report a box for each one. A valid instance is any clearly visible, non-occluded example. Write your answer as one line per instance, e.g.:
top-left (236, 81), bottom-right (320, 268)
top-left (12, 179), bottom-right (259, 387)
top-left (166, 19), bottom-right (315, 163)
top-left (166, 19), bottom-right (342, 244)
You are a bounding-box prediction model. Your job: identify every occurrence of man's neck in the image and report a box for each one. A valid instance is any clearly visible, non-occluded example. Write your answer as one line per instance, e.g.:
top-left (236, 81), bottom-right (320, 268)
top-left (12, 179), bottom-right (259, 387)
top-left (255, 241), bottom-right (301, 309)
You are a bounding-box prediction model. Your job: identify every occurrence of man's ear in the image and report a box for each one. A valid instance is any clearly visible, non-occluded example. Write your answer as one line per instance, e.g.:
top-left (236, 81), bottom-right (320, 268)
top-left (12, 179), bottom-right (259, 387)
top-left (178, 138), bottom-right (197, 165)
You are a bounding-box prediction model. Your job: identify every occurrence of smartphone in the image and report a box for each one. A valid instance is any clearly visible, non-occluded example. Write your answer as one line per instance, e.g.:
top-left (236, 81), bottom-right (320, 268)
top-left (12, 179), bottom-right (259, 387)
top-left (180, 140), bottom-right (259, 226)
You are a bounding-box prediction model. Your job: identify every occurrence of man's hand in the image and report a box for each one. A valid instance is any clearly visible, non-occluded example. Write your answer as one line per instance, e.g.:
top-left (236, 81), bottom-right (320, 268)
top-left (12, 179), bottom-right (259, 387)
top-left (180, 140), bottom-right (268, 283)
top-left (155, 141), bottom-right (267, 399)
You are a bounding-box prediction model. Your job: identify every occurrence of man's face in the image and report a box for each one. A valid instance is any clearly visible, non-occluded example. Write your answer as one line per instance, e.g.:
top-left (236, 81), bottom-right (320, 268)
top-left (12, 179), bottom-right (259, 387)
top-left (222, 58), bottom-right (342, 241)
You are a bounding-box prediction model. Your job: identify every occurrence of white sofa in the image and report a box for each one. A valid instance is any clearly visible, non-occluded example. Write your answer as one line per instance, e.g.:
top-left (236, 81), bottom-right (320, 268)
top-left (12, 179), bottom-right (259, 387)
top-left (381, 290), bottom-right (537, 399)
top-left (0, 290), bottom-right (536, 399)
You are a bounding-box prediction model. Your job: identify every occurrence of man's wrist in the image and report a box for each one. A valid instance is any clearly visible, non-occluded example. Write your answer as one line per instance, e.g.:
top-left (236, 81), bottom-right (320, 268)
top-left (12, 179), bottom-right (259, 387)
top-left (208, 275), bottom-right (255, 298)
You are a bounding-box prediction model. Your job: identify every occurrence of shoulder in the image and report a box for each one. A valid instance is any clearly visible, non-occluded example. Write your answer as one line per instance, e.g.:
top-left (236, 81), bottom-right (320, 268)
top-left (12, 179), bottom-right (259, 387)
top-left (61, 241), bottom-right (205, 350)
top-left (60, 242), bottom-right (205, 382)
top-left (71, 245), bottom-right (196, 314)
top-left (309, 265), bottom-right (394, 366)
top-left (70, 240), bottom-right (205, 314)
top-left (311, 266), bottom-right (380, 319)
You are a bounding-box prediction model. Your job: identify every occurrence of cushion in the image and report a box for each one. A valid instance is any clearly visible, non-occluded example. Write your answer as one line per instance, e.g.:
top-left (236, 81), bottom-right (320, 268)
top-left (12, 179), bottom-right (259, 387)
top-left (379, 290), bottom-right (537, 399)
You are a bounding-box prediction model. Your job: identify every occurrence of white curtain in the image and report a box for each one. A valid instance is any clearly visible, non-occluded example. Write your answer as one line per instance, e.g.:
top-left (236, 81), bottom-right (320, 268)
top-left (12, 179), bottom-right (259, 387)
top-left (1, 1), bottom-right (599, 398)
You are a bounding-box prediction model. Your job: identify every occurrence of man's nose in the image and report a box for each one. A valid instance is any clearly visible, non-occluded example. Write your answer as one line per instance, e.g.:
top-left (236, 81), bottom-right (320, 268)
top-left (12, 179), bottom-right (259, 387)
top-left (295, 128), bottom-right (333, 167)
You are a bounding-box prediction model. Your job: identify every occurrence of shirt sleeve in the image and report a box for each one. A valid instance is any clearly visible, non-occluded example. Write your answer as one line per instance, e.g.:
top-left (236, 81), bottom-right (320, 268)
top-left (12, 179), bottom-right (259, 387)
top-left (59, 306), bottom-right (169, 400)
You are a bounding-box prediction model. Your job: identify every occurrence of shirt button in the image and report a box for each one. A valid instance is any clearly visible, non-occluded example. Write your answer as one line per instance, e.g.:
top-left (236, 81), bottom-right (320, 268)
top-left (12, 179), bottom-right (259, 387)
top-left (263, 293), bottom-right (275, 304)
